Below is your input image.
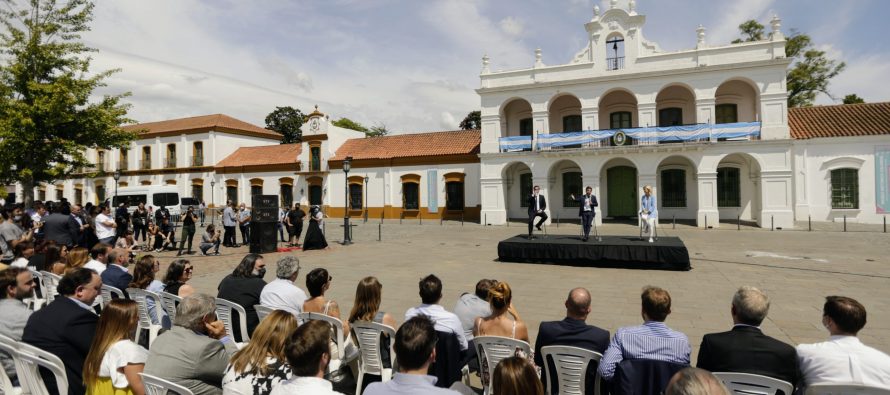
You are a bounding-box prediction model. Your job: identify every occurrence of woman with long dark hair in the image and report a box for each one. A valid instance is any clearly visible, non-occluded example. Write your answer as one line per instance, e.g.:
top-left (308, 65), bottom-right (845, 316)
top-left (348, 276), bottom-right (397, 369)
top-left (301, 206), bottom-right (327, 250)
top-left (132, 202), bottom-right (148, 244)
top-left (491, 356), bottom-right (543, 395)
top-left (162, 259), bottom-right (195, 298)
top-left (217, 253), bottom-right (267, 341)
top-left (129, 255), bottom-right (169, 328)
top-left (83, 299), bottom-right (148, 395)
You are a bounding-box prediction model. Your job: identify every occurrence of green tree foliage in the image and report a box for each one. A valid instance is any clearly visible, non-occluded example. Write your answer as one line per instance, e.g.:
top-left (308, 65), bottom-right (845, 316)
top-left (733, 20), bottom-right (846, 107)
top-left (332, 117), bottom-right (368, 133)
top-left (367, 123), bottom-right (389, 137)
top-left (264, 106), bottom-right (304, 144)
top-left (842, 94), bottom-right (865, 104)
top-left (459, 110), bottom-right (481, 130)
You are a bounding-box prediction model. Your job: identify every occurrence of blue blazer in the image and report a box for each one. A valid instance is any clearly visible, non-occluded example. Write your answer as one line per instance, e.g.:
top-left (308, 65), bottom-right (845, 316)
top-left (534, 318), bottom-right (610, 395)
top-left (640, 194), bottom-right (658, 218)
top-left (101, 265), bottom-right (133, 295)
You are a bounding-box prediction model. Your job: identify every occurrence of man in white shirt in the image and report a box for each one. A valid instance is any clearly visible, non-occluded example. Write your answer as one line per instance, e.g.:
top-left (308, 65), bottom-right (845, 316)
top-left (405, 274), bottom-right (468, 351)
top-left (271, 320), bottom-right (344, 395)
top-left (260, 256), bottom-right (308, 316)
top-left (84, 242), bottom-right (111, 275)
top-left (94, 204), bottom-right (117, 245)
top-left (797, 296), bottom-right (890, 389)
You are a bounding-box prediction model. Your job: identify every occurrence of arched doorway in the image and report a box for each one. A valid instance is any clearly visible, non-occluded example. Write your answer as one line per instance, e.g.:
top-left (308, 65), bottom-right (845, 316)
top-left (656, 84), bottom-right (696, 126)
top-left (602, 158), bottom-right (638, 218)
top-left (548, 159), bottom-right (583, 219)
top-left (716, 153), bottom-right (762, 222)
top-left (715, 79), bottom-right (760, 124)
top-left (500, 98), bottom-right (533, 137)
top-left (548, 94), bottom-right (582, 133)
top-left (502, 162), bottom-right (532, 220)
top-left (656, 155), bottom-right (699, 221)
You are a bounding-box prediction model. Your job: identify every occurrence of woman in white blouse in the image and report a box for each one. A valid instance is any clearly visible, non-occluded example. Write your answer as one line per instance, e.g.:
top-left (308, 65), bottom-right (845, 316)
top-left (222, 310), bottom-right (298, 395)
top-left (83, 299), bottom-right (149, 395)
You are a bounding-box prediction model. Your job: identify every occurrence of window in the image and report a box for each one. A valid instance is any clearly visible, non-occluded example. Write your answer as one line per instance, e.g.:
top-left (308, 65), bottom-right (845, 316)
top-left (96, 185), bottom-right (105, 203)
top-left (519, 173), bottom-right (532, 207)
top-left (119, 149), bottom-right (128, 170)
top-left (403, 182), bottom-right (419, 210)
top-left (38, 189), bottom-right (46, 201)
top-left (280, 184), bottom-right (293, 208)
top-left (166, 144), bottom-right (176, 168)
top-left (610, 112), bottom-right (632, 129)
top-left (349, 184), bottom-right (363, 210)
top-left (715, 104), bottom-right (738, 124)
top-left (152, 193), bottom-right (179, 207)
top-left (446, 181), bottom-right (464, 211)
top-left (226, 186), bottom-right (238, 205)
top-left (831, 169), bottom-right (858, 209)
top-left (191, 184), bottom-right (203, 201)
top-left (74, 189), bottom-right (82, 205)
top-left (113, 194), bottom-right (146, 207)
top-left (55, 187), bottom-right (63, 201)
top-left (310, 147), bottom-right (321, 171)
top-left (606, 34), bottom-right (625, 70)
top-left (658, 108), bottom-right (683, 127)
top-left (141, 147), bottom-right (151, 169)
top-left (308, 185), bottom-right (322, 206)
top-left (519, 118), bottom-right (533, 136)
top-left (562, 172), bottom-right (582, 207)
top-left (562, 115), bottom-right (582, 133)
top-left (97, 151), bottom-right (106, 171)
top-left (717, 167), bottom-right (741, 207)
top-left (192, 142), bottom-right (204, 166)
top-left (251, 185), bottom-right (262, 196)
top-left (660, 169), bottom-right (686, 207)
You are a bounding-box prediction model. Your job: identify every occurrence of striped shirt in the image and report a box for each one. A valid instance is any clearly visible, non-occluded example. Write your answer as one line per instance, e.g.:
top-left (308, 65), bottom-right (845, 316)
top-left (597, 321), bottom-right (690, 380)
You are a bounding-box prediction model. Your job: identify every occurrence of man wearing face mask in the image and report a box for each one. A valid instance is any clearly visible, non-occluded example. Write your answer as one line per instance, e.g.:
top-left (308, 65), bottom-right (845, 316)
top-left (0, 207), bottom-right (35, 265)
top-left (216, 253), bottom-right (267, 342)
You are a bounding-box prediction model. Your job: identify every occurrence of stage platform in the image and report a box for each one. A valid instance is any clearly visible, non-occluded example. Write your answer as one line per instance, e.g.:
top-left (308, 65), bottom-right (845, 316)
top-left (497, 234), bottom-right (691, 271)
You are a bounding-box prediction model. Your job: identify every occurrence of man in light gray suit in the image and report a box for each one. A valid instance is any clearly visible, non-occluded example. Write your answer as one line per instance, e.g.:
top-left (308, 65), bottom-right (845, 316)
top-left (144, 293), bottom-right (237, 395)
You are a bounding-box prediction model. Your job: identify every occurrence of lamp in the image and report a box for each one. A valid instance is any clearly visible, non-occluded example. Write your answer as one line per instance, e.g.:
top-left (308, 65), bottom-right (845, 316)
top-left (342, 156), bottom-right (353, 245)
top-left (112, 169), bottom-right (121, 207)
top-left (363, 175), bottom-right (369, 222)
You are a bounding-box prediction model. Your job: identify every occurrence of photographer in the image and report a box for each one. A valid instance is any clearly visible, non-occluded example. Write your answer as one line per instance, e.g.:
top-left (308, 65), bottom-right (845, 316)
top-left (178, 206), bottom-right (199, 256)
top-left (200, 224), bottom-right (221, 256)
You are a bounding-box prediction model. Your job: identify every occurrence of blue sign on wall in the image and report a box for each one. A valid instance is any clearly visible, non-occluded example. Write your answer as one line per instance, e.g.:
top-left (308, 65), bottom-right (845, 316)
top-left (428, 169), bottom-right (438, 213)
top-left (876, 146), bottom-right (890, 213)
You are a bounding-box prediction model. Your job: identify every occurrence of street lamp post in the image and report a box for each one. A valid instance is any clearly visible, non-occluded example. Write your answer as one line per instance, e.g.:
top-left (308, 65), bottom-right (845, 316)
top-left (112, 169), bottom-right (121, 207)
top-left (210, 180), bottom-right (216, 226)
top-left (363, 175), bottom-right (369, 223)
top-left (342, 156), bottom-right (353, 245)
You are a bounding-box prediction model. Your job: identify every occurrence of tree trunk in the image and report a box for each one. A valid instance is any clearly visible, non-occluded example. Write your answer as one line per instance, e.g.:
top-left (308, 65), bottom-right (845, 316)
top-left (21, 178), bottom-right (34, 209)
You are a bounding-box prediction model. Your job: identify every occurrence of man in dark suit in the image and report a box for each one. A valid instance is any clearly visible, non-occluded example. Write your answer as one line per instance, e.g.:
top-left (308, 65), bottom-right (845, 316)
top-left (534, 287), bottom-right (610, 395)
top-left (100, 248), bottom-right (133, 295)
top-left (570, 186), bottom-right (599, 241)
top-left (697, 286), bottom-right (799, 388)
top-left (42, 203), bottom-right (80, 248)
top-left (527, 185), bottom-right (547, 239)
top-left (22, 268), bottom-right (100, 395)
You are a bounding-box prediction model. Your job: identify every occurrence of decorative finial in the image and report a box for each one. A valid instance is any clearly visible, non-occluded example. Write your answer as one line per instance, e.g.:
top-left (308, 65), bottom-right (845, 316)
top-left (696, 25), bottom-right (706, 48)
top-left (481, 54), bottom-right (490, 74)
top-left (593, 5), bottom-right (600, 18)
top-left (610, 0), bottom-right (617, 9)
top-left (314, 104), bottom-right (318, 111)
top-left (770, 14), bottom-right (784, 40)
top-left (534, 48), bottom-right (544, 68)
top-left (629, 0), bottom-right (636, 14)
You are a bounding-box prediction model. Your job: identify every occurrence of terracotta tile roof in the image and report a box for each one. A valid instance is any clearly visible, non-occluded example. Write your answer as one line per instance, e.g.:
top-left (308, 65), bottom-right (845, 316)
top-left (215, 144), bottom-right (301, 168)
top-left (789, 102), bottom-right (890, 139)
top-left (123, 114), bottom-right (280, 140)
top-left (331, 129), bottom-right (480, 161)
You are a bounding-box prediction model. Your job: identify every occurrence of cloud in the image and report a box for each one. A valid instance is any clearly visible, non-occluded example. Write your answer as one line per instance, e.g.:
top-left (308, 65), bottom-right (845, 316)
top-left (707, 0), bottom-right (775, 45)
top-left (818, 53), bottom-right (890, 104)
top-left (440, 112), bottom-right (457, 129)
top-left (499, 16), bottom-right (524, 37)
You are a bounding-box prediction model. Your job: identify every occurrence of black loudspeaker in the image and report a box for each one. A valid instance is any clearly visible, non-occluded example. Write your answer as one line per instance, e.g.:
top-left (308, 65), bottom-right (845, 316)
top-left (251, 194), bottom-right (279, 223)
top-left (249, 222), bottom-right (277, 253)
top-left (252, 194), bottom-right (278, 208)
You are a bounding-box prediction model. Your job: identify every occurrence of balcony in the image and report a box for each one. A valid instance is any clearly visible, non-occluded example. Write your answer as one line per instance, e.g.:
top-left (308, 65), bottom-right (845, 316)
top-left (164, 158), bottom-right (177, 169)
top-left (606, 56), bottom-right (624, 71)
top-left (190, 156), bottom-right (204, 167)
top-left (140, 160), bottom-right (151, 170)
top-left (498, 122), bottom-right (761, 152)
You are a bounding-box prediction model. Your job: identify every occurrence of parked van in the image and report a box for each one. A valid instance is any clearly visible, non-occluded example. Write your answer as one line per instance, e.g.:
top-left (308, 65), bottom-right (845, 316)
top-left (111, 186), bottom-right (182, 218)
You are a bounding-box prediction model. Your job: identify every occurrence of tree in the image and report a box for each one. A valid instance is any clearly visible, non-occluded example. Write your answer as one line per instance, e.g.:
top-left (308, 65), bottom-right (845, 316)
top-left (367, 123), bottom-right (389, 137)
top-left (459, 110), bottom-right (481, 130)
top-left (0, 0), bottom-right (135, 208)
top-left (733, 20), bottom-right (846, 107)
top-left (842, 94), bottom-right (865, 104)
top-left (264, 106), bottom-right (304, 143)
top-left (332, 117), bottom-right (368, 133)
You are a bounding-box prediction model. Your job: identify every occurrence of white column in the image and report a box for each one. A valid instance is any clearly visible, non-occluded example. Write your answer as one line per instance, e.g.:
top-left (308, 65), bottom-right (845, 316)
top-left (480, 177), bottom-right (506, 225)
top-left (637, 102), bottom-right (657, 128)
top-left (695, 98), bottom-right (716, 125)
top-left (581, 107), bottom-right (599, 131)
top-left (696, 172), bottom-right (720, 228)
top-left (760, 92), bottom-right (790, 139)
top-left (760, 170), bottom-right (795, 229)
top-left (480, 114), bottom-right (501, 154)
top-left (532, 110), bottom-right (549, 150)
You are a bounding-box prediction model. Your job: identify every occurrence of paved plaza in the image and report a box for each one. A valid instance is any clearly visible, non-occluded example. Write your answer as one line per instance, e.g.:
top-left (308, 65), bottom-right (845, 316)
top-left (161, 219), bottom-right (890, 361)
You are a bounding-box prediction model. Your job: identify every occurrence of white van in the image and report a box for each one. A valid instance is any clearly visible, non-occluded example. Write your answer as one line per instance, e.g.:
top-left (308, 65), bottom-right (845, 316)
top-left (111, 186), bottom-right (182, 217)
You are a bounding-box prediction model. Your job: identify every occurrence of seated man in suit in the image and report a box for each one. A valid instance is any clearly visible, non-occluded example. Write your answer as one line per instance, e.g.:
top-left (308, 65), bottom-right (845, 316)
top-left (144, 293), bottom-right (237, 395)
top-left (534, 287), bottom-right (610, 394)
top-left (100, 248), bottom-right (133, 295)
top-left (796, 296), bottom-right (890, 389)
top-left (697, 286), bottom-right (799, 387)
top-left (22, 268), bottom-right (101, 395)
top-left (598, 286), bottom-right (690, 382)
top-left (527, 185), bottom-right (547, 239)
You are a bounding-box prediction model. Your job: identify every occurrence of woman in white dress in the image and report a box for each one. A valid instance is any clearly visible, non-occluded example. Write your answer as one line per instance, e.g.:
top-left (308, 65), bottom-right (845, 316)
top-left (83, 299), bottom-right (149, 395)
top-left (222, 310), bottom-right (298, 395)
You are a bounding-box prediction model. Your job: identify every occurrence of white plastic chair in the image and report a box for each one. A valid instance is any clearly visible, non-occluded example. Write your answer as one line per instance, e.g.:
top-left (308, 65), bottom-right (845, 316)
top-left (298, 312), bottom-right (358, 370)
top-left (100, 284), bottom-right (126, 309)
top-left (0, 334), bottom-right (23, 395)
top-left (16, 342), bottom-right (68, 395)
top-left (806, 383), bottom-right (890, 395)
top-left (713, 372), bottom-right (794, 395)
top-left (127, 288), bottom-right (165, 346)
top-left (540, 345), bottom-right (603, 395)
top-left (351, 321), bottom-right (396, 394)
top-left (215, 298), bottom-right (250, 343)
top-left (39, 271), bottom-right (60, 304)
top-left (159, 291), bottom-right (181, 322)
top-left (140, 372), bottom-right (195, 395)
top-left (474, 336), bottom-right (532, 395)
top-left (26, 270), bottom-right (46, 310)
top-left (254, 305), bottom-right (274, 322)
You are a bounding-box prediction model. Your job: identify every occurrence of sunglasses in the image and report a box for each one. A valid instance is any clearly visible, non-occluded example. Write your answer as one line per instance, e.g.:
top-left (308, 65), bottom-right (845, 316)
top-left (185, 267), bottom-right (194, 273)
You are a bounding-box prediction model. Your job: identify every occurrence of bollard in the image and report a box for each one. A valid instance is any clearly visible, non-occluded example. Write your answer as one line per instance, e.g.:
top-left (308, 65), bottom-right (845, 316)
top-left (843, 215), bottom-right (847, 232)
top-left (381, 212), bottom-right (384, 224)
top-left (884, 216), bottom-right (887, 233)
top-left (771, 215), bottom-right (774, 231)
top-left (440, 216), bottom-right (443, 226)
top-left (484, 213), bottom-right (487, 226)
top-left (672, 215), bottom-right (676, 230)
top-left (399, 212), bottom-right (403, 225)
top-left (737, 215), bottom-right (740, 231)
top-left (556, 214), bottom-right (560, 228)
top-left (419, 214), bottom-right (422, 225)
top-left (378, 223), bottom-right (381, 241)
top-left (704, 214), bottom-right (708, 229)
top-left (461, 212), bottom-right (464, 227)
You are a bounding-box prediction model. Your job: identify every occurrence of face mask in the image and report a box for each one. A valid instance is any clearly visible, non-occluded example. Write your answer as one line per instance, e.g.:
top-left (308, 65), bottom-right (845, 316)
top-left (13, 215), bottom-right (21, 222)
top-left (254, 268), bottom-right (266, 278)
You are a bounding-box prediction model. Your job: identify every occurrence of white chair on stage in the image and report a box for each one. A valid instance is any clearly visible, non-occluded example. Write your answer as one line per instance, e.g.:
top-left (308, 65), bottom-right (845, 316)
top-left (351, 321), bottom-right (396, 394)
top-left (215, 298), bottom-right (249, 343)
top-left (100, 284), bottom-right (126, 309)
top-left (0, 334), bottom-right (24, 395)
top-left (127, 288), bottom-right (165, 346)
top-left (474, 336), bottom-right (532, 395)
top-left (253, 304), bottom-right (274, 322)
top-left (16, 341), bottom-right (68, 395)
top-left (713, 372), bottom-right (793, 395)
top-left (140, 372), bottom-right (195, 395)
top-left (805, 383), bottom-right (890, 395)
top-left (539, 345), bottom-right (603, 395)
top-left (159, 291), bottom-right (181, 322)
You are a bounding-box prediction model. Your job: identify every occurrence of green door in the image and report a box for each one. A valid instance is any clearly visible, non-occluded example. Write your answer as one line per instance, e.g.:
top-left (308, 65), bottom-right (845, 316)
top-left (607, 166), bottom-right (637, 217)
top-left (309, 185), bottom-right (322, 206)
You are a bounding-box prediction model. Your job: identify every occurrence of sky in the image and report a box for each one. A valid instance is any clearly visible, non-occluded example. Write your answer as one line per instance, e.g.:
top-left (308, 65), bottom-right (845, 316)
top-left (77, 0), bottom-right (890, 134)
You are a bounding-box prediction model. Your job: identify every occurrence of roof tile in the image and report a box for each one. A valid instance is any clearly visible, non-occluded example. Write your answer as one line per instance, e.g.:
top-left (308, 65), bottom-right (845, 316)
top-left (331, 129), bottom-right (480, 161)
top-left (789, 102), bottom-right (890, 139)
top-left (123, 114), bottom-right (280, 139)
top-left (215, 144), bottom-right (301, 168)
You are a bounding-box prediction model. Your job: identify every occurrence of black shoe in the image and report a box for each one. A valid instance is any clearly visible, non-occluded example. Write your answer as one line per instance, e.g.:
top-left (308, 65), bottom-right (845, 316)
top-left (535, 225), bottom-right (542, 231)
top-left (582, 237), bottom-right (588, 242)
top-left (527, 235), bottom-right (536, 240)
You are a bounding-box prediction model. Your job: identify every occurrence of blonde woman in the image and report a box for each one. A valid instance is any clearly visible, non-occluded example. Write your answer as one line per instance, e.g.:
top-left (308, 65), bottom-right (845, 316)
top-left (640, 185), bottom-right (658, 243)
top-left (83, 299), bottom-right (148, 395)
top-left (60, 246), bottom-right (90, 275)
top-left (222, 310), bottom-right (298, 395)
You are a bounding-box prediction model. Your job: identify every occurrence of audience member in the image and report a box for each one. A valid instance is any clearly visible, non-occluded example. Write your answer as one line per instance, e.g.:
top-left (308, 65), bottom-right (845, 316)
top-left (95, 204), bottom-right (117, 245)
top-left (473, 281), bottom-right (529, 342)
top-left (365, 315), bottom-right (463, 395)
top-left (534, 287), bottom-right (610, 395)
top-left (42, 203), bottom-right (79, 248)
top-left (348, 276), bottom-right (398, 371)
top-left (491, 356), bottom-right (544, 395)
top-left (0, 267), bottom-right (35, 385)
top-left (454, 278), bottom-right (495, 341)
top-left (200, 224), bottom-right (221, 256)
top-left (101, 247), bottom-right (133, 293)
top-left (144, 294), bottom-right (237, 395)
top-left (42, 242), bottom-right (66, 274)
top-left (223, 202), bottom-right (237, 247)
top-left (303, 267), bottom-right (349, 336)
top-left (0, 207), bottom-right (33, 265)
top-left (61, 246), bottom-right (89, 275)
top-left (217, 253), bottom-right (267, 341)
top-left (23, 267), bottom-right (101, 395)
top-left (83, 299), bottom-right (148, 395)
top-left (797, 296), bottom-right (890, 389)
top-left (115, 229), bottom-right (138, 253)
top-left (10, 240), bottom-right (34, 268)
top-left (665, 367), bottom-right (730, 395)
top-left (129, 254), bottom-right (169, 328)
top-left (154, 217), bottom-right (175, 252)
top-left (270, 320), bottom-right (343, 395)
top-left (259, 256), bottom-right (307, 316)
top-left (696, 286), bottom-right (799, 386)
top-left (84, 242), bottom-right (112, 275)
top-left (163, 259), bottom-right (196, 298)
top-left (237, 203), bottom-right (251, 246)
top-left (223, 310), bottom-right (298, 395)
top-left (24, 239), bottom-right (50, 271)
top-left (405, 274), bottom-right (468, 351)
top-left (598, 286), bottom-right (690, 381)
